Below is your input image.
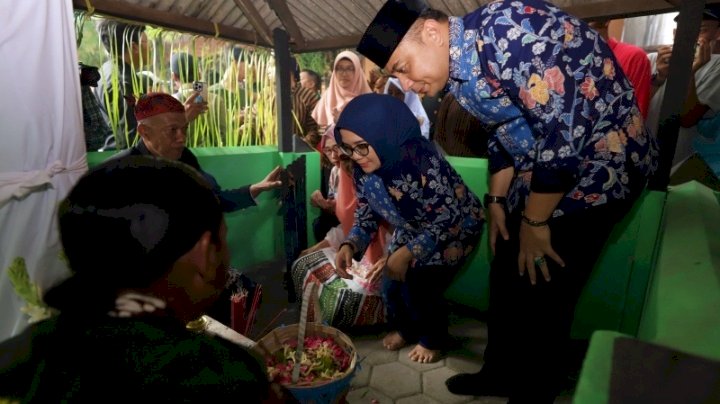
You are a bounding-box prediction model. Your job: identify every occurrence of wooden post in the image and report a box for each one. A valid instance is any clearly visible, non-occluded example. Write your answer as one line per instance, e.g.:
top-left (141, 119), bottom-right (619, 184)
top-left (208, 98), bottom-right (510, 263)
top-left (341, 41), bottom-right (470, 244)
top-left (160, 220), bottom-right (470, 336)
top-left (648, 0), bottom-right (705, 190)
top-left (273, 28), bottom-right (293, 153)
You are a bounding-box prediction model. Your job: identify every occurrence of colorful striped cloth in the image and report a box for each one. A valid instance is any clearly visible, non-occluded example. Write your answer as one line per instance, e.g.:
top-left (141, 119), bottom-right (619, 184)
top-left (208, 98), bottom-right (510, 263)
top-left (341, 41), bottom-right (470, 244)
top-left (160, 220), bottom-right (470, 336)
top-left (291, 248), bottom-right (385, 329)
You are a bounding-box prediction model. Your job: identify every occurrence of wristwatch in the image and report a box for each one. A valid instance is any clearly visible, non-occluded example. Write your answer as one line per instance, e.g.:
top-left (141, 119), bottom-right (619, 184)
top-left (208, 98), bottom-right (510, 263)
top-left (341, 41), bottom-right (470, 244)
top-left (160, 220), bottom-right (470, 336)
top-left (483, 193), bottom-right (507, 206)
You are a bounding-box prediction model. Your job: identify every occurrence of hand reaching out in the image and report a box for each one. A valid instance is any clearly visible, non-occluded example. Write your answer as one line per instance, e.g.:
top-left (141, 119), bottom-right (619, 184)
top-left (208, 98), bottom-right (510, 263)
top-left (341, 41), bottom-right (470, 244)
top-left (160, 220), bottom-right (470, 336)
top-left (183, 91), bottom-right (208, 122)
top-left (250, 166), bottom-right (283, 199)
top-left (334, 244), bottom-right (354, 279)
top-left (367, 256), bottom-right (388, 283)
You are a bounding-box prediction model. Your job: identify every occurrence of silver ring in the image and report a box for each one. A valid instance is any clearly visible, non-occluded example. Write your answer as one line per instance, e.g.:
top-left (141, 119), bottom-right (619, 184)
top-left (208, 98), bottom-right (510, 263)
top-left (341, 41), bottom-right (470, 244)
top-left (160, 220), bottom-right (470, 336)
top-left (533, 256), bottom-right (546, 267)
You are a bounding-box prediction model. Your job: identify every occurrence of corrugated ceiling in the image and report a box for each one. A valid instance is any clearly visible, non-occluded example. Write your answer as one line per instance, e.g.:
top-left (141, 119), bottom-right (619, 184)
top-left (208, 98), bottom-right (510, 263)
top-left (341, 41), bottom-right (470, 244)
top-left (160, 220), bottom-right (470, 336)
top-left (73, 0), bottom-right (707, 52)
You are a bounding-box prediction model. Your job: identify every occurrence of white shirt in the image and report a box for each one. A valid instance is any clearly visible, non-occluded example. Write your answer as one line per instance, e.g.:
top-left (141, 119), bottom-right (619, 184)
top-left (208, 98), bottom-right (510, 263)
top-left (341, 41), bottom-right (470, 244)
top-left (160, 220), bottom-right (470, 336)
top-left (647, 53), bottom-right (720, 174)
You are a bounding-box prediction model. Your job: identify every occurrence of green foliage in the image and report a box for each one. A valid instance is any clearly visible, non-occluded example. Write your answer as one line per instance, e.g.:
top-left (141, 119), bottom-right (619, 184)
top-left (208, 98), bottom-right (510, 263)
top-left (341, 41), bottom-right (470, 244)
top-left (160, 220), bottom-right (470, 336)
top-left (6, 257), bottom-right (57, 323)
top-left (297, 52), bottom-right (329, 76)
top-left (76, 15), bottom-right (105, 68)
top-left (74, 12), bottom-right (280, 148)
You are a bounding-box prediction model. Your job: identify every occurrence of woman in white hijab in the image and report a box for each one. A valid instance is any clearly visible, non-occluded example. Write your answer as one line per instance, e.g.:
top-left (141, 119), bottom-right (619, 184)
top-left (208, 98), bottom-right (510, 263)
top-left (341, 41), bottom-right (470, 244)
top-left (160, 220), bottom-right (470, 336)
top-left (384, 77), bottom-right (430, 140)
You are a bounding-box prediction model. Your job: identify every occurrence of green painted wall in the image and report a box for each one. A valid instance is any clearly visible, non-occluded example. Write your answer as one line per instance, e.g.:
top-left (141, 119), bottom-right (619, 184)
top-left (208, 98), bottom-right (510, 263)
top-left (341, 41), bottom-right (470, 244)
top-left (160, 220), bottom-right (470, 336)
top-left (87, 147), bottom-right (289, 270)
top-left (88, 148), bottom-right (666, 339)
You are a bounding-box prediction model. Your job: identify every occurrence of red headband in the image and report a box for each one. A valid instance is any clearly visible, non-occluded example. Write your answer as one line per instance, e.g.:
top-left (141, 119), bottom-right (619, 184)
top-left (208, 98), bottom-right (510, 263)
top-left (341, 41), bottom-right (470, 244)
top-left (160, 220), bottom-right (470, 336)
top-left (134, 92), bottom-right (185, 121)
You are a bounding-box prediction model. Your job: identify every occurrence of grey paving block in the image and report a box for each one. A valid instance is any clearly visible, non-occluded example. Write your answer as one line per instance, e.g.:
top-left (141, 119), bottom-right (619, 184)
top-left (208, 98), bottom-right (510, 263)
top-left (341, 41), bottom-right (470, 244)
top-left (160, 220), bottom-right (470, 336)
top-left (370, 362), bottom-right (422, 399)
top-left (351, 358), bottom-right (372, 388)
top-left (457, 339), bottom-right (488, 356)
top-left (355, 338), bottom-right (400, 366)
top-left (397, 345), bottom-right (446, 371)
top-left (448, 318), bottom-right (488, 339)
top-left (445, 354), bottom-right (483, 374)
top-left (422, 367), bottom-right (473, 404)
top-left (396, 394), bottom-right (442, 404)
top-left (347, 386), bottom-right (393, 404)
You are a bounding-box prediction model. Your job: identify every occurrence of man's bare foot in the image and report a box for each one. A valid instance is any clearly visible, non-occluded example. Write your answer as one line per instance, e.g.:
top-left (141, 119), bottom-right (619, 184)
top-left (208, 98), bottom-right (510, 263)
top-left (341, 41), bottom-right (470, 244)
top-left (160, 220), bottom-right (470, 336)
top-left (382, 332), bottom-right (407, 351)
top-left (408, 344), bottom-right (441, 363)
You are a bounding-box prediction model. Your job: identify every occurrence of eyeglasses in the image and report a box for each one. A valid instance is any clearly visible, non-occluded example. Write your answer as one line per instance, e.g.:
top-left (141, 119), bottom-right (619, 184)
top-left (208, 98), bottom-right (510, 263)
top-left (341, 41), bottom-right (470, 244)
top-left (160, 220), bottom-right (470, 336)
top-left (334, 67), bottom-right (355, 75)
top-left (322, 145), bottom-right (339, 155)
top-left (339, 142), bottom-right (370, 157)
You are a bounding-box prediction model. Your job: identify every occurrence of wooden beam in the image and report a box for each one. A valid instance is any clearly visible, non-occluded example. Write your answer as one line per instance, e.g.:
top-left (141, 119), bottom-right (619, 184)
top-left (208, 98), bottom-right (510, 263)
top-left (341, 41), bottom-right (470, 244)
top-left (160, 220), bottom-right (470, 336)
top-left (274, 28), bottom-right (294, 153)
top-left (648, 0), bottom-right (705, 190)
top-left (564, 0), bottom-right (677, 20)
top-left (72, 0), bottom-right (270, 47)
top-left (267, 0), bottom-right (306, 48)
top-left (232, 0), bottom-right (274, 46)
top-left (298, 34), bottom-right (363, 53)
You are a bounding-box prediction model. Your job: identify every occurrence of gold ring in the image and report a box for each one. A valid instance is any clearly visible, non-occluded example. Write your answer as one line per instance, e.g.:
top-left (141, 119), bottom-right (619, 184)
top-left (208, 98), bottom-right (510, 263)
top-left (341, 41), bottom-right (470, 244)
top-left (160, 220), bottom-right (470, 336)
top-left (534, 256), bottom-right (545, 267)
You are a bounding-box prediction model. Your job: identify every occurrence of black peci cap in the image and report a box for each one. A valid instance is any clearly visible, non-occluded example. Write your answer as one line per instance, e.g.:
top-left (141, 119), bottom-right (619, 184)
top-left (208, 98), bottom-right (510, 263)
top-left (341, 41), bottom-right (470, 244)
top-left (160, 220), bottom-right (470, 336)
top-left (357, 0), bottom-right (429, 68)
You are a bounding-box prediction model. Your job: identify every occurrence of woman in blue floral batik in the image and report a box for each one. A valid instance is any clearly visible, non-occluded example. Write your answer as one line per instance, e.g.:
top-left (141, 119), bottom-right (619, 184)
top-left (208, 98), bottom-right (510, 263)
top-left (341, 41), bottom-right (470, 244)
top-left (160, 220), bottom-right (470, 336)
top-left (356, 0), bottom-right (659, 402)
top-left (333, 93), bottom-right (484, 364)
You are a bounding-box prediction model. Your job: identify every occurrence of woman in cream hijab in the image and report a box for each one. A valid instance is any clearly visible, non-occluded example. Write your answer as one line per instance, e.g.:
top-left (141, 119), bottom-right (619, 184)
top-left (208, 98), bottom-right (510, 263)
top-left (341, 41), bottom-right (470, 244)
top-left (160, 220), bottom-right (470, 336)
top-left (312, 51), bottom-right (372, 129)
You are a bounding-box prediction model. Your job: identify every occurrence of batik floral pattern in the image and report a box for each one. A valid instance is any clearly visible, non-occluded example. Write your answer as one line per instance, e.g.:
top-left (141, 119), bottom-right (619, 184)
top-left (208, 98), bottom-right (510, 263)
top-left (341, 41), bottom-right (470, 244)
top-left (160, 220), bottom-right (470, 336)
top-left (447, 0), bottom-right (658, 217)
top-left (346, 152), bottom-right (484, 268)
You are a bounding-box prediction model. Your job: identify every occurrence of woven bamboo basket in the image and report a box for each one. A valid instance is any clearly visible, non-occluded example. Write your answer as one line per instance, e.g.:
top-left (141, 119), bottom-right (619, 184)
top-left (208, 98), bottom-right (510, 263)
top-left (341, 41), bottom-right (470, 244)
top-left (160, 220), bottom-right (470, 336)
top-left (254, 283), bottom-right (357, 404)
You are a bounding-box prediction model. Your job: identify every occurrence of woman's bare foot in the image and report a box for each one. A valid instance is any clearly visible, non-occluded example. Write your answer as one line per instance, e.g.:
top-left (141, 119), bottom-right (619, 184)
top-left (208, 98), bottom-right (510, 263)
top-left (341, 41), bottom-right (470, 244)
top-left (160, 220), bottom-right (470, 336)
top-left (408, 344), bottom-right (441, 363)
top-left (382, 331), bottom-right (407, 351)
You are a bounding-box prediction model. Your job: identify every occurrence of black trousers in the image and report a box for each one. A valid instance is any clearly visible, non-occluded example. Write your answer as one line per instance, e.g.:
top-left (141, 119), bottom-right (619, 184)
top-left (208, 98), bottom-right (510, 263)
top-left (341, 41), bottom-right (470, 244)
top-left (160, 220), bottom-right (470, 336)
top-left (483, 200), bottom-right (638, 403)
top-left (383, 265), bottom-right (457, 350)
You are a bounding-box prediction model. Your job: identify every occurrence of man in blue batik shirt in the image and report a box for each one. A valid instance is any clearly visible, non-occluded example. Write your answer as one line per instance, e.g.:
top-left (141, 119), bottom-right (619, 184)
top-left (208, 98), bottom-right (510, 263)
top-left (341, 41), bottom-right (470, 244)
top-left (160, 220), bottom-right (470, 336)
top-left (357, 1), bottom-right (658, 402)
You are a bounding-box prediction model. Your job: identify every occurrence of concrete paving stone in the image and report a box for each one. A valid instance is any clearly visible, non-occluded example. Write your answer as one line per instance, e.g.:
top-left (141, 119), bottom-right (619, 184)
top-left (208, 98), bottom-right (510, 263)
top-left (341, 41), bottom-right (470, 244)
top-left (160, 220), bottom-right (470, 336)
top-left (397, 345), bottom-right (446, 371)
top-left (445, 354), bottom-right (484, 374)
top-left (370, 362), bottom-right (422, 399)
top-left (396, 394), bottom-right (442, 404)
top-left (448, 318), bottom-right (488, 340)
top-left (346, 386), bottom-right (393, 404)
top-left (351, 358), bottom-right (372, 387)
top-left (457, 338), bottom-right (488, 356)
top-left (422, 367), bottom-right (473, 404)
top-left (355, 339), bottom-right (399, 366)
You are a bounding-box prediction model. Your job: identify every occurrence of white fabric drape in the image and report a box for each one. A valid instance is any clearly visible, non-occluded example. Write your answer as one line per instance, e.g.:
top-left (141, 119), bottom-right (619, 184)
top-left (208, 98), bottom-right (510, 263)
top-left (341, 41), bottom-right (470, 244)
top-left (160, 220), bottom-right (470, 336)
top-left (622, 12), bottom-right (679, 49)
top-left (0, 0), bottom-right (87, 339)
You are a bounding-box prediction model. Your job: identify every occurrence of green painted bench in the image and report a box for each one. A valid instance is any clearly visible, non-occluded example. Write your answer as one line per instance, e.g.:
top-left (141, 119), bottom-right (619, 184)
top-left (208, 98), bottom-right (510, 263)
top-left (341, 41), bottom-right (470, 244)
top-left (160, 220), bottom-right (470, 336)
top-left (574, 181), bottom-right (720, 403)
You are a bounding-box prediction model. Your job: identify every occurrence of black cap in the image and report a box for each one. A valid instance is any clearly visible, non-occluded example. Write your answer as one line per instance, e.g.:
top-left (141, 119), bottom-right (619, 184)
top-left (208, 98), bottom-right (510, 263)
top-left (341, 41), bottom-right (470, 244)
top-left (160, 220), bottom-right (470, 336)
top-left (170, 52), bottom-right (196, 83)
top-left (357, 0), bottom-right (429, 68)
top-left (674, 6), bottom-right (720, 22)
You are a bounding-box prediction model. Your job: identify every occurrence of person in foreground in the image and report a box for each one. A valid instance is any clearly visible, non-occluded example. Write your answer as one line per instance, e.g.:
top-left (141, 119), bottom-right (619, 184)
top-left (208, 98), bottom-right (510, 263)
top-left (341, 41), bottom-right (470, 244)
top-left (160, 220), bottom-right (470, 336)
top-left (116, 92), bottom-right (282, 213)
top-left (357, 0), bottom-right (658, 401)
top-left (0, 156), bottom-right (287, 402)
top-left (334, 93), bottom-right (484, 363)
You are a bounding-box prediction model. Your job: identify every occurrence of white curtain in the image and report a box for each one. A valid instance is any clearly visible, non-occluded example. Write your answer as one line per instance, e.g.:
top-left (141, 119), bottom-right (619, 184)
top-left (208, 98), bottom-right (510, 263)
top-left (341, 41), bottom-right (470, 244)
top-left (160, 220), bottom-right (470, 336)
top-left (0, 0), bottom-right (87, 339)
top-left (622, 12), bottom-right (679, 49)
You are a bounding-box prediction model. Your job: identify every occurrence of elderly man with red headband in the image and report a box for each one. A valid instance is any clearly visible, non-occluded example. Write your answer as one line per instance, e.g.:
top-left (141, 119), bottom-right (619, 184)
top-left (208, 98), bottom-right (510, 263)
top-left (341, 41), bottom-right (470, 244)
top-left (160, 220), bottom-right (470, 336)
top-left (115, 92), bottom-right (283, 212)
